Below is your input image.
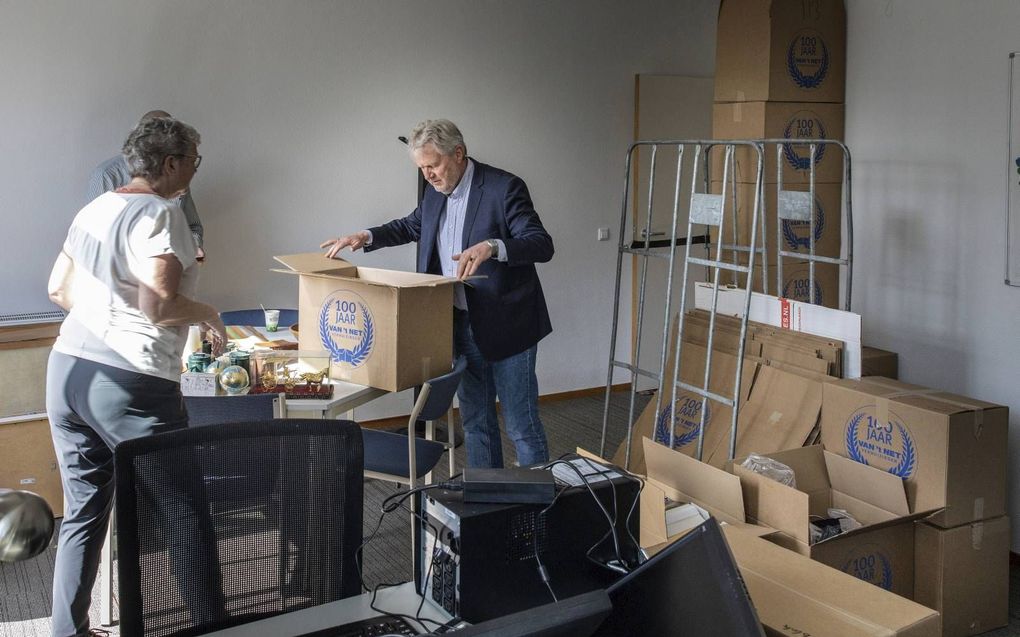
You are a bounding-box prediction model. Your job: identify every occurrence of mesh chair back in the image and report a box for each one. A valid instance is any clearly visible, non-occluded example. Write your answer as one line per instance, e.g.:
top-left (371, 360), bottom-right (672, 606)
top-left (418, 356), bottom-right (467, 421)
top-left (184, 393), bottom-right (281, 427)
top-left (219, 308), bottom-right (299, 328)
top-left (115, 419), bottom-right (364, 637)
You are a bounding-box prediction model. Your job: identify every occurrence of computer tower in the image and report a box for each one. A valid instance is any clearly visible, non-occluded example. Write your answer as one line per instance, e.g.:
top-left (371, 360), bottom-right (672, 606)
top-left (416, 474), bottom-right (640, 623)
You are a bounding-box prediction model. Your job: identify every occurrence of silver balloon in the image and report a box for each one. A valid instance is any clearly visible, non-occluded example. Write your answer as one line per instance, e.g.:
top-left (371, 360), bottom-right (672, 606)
top-left (0, 489), bottom-right (55, 563)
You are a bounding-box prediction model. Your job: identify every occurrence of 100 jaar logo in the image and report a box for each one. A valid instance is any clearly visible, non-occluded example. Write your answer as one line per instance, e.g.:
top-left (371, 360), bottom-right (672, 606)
top-left (318, 291), bottom-right (375, 367)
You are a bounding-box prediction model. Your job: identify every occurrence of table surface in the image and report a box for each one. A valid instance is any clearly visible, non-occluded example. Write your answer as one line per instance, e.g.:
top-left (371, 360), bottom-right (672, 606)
top-left (202, 582), bottom-right (455, 637)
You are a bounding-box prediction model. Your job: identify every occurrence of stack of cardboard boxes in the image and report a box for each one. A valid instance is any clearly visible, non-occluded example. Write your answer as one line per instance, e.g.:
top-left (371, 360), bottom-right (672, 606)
top-left (821, 377), bottom-right (1010, 636)
top-left (711, 0), bottom-right (847, 308)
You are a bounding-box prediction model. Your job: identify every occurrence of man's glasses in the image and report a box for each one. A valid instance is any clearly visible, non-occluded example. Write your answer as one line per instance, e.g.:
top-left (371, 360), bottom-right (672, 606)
top-left (176, 154), bottom-right (202, 168)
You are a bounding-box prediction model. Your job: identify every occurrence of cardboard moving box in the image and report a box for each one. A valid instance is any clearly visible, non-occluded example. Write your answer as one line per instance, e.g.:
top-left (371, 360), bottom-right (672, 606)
top-left (821, 377), bottom-right (1008, 528)
top-left (712, 101), bottom-right (846, 185)
top-left (732, 445), bottom-right (927, 597)
top-left (723, 525), bottom-right (939, 637)
top-left (861, 346), bottom-right (899, 379)
top-left (274, 253), bottom-right (455, 392)
top-left (712, 180), bottom-right (844, 262)
top-left (637, 437), bottom-right (758, 553)
top-left (0, 322), bottom-right (59, 419)
top-left (0, 414), bottom-right (63, 515)
top-left (753, 261), bottom-right (841, 309)
top-left (914, 516), bottom-right (1009, 637)
top-left (714, 0), bottom-right (846, 104)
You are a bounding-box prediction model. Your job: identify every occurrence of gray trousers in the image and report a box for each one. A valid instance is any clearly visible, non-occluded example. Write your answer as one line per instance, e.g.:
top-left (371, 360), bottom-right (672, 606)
top-left (45, 351), bottom-right (222, 637)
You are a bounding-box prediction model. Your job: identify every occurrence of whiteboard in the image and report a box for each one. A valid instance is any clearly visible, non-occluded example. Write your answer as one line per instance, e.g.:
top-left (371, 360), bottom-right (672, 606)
top-left (1007, 52), bottom-right (1020, 286)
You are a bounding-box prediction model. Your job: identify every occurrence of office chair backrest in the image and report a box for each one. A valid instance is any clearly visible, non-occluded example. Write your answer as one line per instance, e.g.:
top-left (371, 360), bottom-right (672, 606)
top-left (416, 356), bottom-right (467, 422)
top-left (184, 393), bottom-right (283, 427)
top-left (220, 308), bottom-right (299, 328)
top-left (115, 419), bottom-right (364, 637)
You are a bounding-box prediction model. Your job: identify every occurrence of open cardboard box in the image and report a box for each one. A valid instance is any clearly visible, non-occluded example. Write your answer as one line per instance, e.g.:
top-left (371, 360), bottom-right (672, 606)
top-left (273, 253), bottom-right (455, 392)
top-left (723, 525), bottom-right (940, 637)
top-left (638, 437), bottom-right (773, 554)
top-left (732, 445), bottom-right (932, 598)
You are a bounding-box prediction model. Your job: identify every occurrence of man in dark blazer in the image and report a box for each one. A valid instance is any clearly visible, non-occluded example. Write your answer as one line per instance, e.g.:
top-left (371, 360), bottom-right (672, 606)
top-left (321, 119), bottom-right (553, 468)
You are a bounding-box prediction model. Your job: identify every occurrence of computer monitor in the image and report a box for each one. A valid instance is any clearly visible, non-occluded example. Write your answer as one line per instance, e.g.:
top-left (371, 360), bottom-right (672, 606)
top-left (428, 589), bottom-right (612, 637)
top-left (592, 517), bottom-right (764, 637)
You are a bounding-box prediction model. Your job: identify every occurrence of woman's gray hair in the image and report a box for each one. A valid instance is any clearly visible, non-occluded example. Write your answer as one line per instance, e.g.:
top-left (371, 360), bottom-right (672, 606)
top-left (121, 117), bottom-right (201, 180)
top-left (409, 119), bottom-right (466, 157)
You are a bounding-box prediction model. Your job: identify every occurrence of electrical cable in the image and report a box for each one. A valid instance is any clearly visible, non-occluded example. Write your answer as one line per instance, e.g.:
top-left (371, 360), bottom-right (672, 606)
top-left (357, 480), bottom-right (466, 631)
top-left (573, 454), bottom-right (645, 561)
top-left (543, 458), bottom-right (626, 570)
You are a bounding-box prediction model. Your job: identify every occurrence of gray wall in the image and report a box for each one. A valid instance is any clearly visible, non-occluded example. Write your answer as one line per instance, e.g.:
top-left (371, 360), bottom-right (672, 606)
top-left (846, 0), bottom-right (1020, 547)
top-left (0, 1), bottom-right (717, 417)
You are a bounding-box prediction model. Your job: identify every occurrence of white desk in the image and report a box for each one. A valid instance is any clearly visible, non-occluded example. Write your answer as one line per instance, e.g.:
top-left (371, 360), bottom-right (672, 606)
top-left (284, 379), bottom-right (387, 420)
top-left (202, 582), bottom-right (454, 637)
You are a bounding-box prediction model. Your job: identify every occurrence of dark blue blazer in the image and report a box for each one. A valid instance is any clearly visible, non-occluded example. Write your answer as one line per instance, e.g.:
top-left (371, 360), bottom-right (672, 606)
top-left (367, 160), bottom-right (553, 361)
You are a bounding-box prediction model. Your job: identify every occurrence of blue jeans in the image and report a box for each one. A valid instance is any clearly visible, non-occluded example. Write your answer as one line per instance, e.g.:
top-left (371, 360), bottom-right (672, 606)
top-left (454, 310), bottom-right (549, 468)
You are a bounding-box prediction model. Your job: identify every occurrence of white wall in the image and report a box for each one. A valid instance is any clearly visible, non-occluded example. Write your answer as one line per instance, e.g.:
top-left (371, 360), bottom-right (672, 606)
top-left (846, 1), bottom-right (1020, 547)
top-left (0, 1), bottom-right (718, 418)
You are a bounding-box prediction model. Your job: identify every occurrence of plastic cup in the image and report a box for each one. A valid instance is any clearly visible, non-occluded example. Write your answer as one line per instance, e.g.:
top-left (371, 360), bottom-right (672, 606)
top-left (264, 309), bottom-right (280, 332)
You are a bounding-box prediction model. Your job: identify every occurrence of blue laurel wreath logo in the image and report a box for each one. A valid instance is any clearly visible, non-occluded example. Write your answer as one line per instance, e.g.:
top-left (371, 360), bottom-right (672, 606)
top-left (782, 198), bottom-right (825, 250)
top-left (892, 423), bottom-right (917, 478)
top-left (782, 276), bottom-right (823, 306)
top-left (845, 412), bottom-right (868, 464)
top-left (845, 411), bottom-right (917, 479)
top-left (782, 117), bottom-right (828, 170)
top-left (843, 549), bottom-right (894, 591)
top-left (653, 397), bottom-right (709, 450)
top-left (318, 300), bottom-right (374, 367)
top-left (786, 32), bottom-right (830, 89)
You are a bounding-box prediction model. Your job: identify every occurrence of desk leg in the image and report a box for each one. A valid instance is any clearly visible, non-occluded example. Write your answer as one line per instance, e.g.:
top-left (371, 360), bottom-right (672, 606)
top-left (99, 514), bottom-right (114, 626)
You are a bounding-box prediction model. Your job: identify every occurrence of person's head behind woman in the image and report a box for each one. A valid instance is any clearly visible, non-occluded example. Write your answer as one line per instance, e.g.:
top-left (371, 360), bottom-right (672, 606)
top-left (122, 117), bottom-right (201, 184)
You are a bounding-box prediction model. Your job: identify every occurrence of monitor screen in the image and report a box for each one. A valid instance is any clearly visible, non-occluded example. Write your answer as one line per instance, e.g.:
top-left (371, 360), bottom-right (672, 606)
top-left (430, 589), bottom-right (612, 637)
top-left (593, 517), bottom-right (764, 637)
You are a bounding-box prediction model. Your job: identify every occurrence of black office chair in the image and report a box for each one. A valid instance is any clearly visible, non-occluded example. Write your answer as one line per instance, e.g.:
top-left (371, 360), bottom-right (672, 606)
top-left (220, 308), bottom-right (299, 328)
top-left (115, 419), bottom-right (364, 637)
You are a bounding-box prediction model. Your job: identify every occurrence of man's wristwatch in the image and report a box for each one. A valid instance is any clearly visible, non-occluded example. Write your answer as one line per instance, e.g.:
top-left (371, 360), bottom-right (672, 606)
top-left (486, 239), bottom-right (499, 259)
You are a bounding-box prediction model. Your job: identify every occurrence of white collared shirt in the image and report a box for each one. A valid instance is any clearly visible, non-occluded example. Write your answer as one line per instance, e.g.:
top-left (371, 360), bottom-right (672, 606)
top-left (437, 159), bottom-right (475, 309)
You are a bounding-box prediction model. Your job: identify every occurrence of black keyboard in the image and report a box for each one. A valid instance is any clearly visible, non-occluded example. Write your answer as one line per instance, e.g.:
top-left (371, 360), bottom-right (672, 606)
top-left (295, 614), bottom-right (421, 637)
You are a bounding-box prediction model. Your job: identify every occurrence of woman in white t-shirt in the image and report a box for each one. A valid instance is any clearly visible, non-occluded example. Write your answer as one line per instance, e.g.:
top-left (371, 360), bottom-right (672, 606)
top-left (45, 117), bottom-right (226, 637)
